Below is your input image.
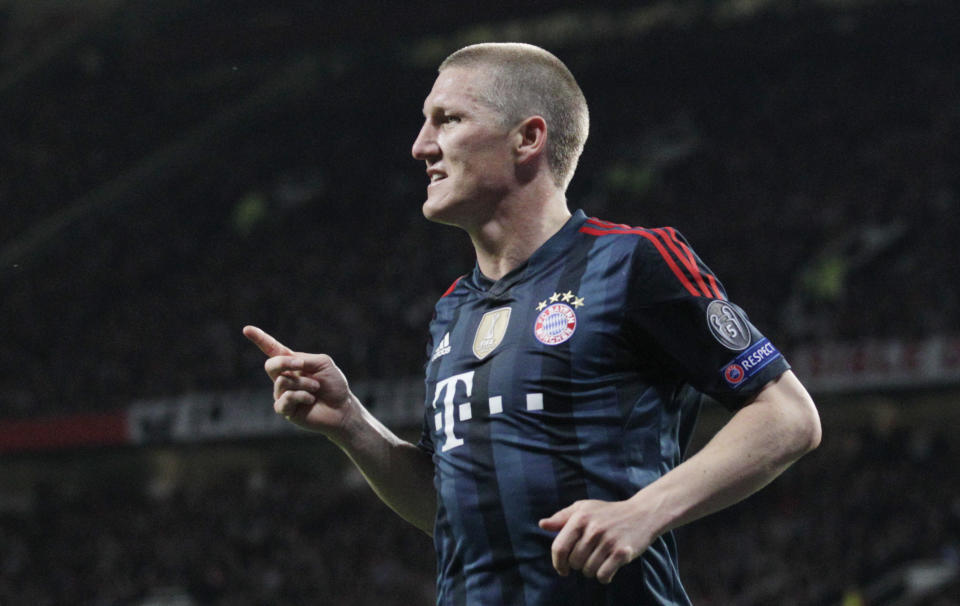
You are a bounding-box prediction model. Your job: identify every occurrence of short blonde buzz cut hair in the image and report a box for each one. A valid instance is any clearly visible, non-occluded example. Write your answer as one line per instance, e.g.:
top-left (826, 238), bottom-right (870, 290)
top-left (439, 42), bottom-right (589, 191)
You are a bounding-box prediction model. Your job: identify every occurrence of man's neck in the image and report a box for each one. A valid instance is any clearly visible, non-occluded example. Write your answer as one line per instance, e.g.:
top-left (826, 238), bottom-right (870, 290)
top-left (469, 190), bottom-right (571, 281)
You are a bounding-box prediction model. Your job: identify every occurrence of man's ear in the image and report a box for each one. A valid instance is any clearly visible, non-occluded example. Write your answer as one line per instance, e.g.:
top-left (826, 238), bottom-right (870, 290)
top-left (514, 115), bottom-right (548, 165)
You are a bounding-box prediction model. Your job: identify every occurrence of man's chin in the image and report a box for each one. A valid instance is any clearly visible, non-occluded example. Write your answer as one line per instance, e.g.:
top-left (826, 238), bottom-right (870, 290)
top-left (422, 197), bottom-right (460, 226)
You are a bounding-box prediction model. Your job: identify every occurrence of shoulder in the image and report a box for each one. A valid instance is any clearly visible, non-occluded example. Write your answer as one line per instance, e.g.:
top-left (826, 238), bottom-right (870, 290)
top-left (425, 274), bottom-right (469, 356)
top-left (578, 216), bottom-right (682, 259)
top-left (580, 216), bottom-right (724, 302)
top-left (432, 273), bottom-right (470, 317)
top-left (579, 216), bottom-right (684, 253)
top-left (439, 275), bottom-right (465, 299)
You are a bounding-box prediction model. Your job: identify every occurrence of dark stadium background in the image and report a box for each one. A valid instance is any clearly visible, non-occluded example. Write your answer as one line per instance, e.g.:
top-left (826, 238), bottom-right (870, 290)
top-left (1, 1), bottom-right (958, 604)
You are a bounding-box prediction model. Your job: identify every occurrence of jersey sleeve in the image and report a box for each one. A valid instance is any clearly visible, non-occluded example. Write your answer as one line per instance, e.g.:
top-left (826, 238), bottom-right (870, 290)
top-left (624, 227), bottom-right (790, 410)
top-left (417, 409), bottom-right (436, 454)
top-left (417, 330), bottom-right (437, 455)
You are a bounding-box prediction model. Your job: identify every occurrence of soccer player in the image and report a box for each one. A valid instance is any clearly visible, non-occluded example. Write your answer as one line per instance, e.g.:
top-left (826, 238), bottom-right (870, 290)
top-left (243, 42), bottom-right (821, 605)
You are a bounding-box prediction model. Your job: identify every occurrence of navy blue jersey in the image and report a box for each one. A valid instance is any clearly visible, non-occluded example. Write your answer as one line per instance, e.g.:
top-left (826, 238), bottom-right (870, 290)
top-left (419, 210), bottom-right (789, 606)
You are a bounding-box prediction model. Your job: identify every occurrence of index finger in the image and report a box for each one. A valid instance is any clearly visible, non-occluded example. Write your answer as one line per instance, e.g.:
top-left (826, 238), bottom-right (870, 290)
top-left (243, 325), bottom-right (293, 357)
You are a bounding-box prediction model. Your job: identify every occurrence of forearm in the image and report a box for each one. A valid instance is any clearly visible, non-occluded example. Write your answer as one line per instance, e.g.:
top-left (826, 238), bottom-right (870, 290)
top-left (635, 371), bottom-right (821, 537)
top-left (329, 398), bottom-right (437, 535)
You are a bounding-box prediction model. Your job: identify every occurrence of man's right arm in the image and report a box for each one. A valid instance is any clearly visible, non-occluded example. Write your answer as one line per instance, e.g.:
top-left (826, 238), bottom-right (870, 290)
top-left (243, 325), bottom-right (437, 535)
top-left (328, 395), bottom-right (437, 535)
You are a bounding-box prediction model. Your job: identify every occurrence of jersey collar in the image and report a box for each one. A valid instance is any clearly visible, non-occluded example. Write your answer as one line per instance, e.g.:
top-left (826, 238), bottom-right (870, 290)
top-left (469, 209), bottom-right (588, 296)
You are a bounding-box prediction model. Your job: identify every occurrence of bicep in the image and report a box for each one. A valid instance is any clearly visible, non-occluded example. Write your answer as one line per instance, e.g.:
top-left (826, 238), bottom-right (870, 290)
top-left (735, 370), bottom-right (822, 455)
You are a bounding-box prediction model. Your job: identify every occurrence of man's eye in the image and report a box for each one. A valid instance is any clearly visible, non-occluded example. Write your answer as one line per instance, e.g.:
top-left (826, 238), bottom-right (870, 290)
top-left (443, 115), bottom-right (460, 124)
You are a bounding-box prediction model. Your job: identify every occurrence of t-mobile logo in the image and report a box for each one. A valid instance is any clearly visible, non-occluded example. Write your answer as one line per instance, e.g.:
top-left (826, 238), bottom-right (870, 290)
top-left (431, 371), bottom-right (543, 452)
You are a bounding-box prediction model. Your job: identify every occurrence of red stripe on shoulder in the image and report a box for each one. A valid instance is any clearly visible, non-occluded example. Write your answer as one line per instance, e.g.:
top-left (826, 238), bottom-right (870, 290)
top-left (579, 222), bottom-right (701, 297)
top-left (585, 217), bottom-right (632, 230)
top-left (440, 275), bottom-right (464, 298)
top-left (663, 227), bottom-right (724, 299)
top-left (653, 228), bottom-right (717, 299)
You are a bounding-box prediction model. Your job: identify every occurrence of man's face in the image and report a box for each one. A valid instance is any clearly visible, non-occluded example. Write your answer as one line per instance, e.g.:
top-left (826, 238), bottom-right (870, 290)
top-left (412, 66), bottom-right (516, 228)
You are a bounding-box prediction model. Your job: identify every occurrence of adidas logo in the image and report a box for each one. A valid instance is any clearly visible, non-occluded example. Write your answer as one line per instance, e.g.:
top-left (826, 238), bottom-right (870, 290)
top-left (431, 332), bottom-right (451, 361)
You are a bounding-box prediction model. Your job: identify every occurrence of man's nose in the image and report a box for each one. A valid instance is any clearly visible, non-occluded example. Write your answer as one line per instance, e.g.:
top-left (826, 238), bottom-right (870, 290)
top-left (412, 122), bottom-right (438, 160)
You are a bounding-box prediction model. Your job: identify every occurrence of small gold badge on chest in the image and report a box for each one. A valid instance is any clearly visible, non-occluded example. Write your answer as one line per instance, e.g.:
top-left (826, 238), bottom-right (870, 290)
top-left (473, 307), bottom-right (512, 360)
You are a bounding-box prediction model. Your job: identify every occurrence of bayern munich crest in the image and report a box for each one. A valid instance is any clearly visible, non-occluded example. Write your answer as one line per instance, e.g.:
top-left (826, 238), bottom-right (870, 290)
top-left (534, 302), bottom-right (578, 345)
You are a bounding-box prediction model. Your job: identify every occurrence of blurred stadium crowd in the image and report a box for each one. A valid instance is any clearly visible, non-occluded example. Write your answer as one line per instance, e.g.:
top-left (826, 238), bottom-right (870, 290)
top-left (1, 1), bottom-right (959, 605)
top-left (1, 420), bottom-right (957, 605)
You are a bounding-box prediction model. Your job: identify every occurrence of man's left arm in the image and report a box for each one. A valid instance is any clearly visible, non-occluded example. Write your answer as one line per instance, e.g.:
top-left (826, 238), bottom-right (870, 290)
top-left (539, 369), bottom-right (821, 584)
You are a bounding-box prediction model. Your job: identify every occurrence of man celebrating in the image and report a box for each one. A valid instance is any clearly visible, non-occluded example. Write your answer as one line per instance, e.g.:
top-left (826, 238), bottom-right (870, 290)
top-left (244, 42), bottom-right (821, 605)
